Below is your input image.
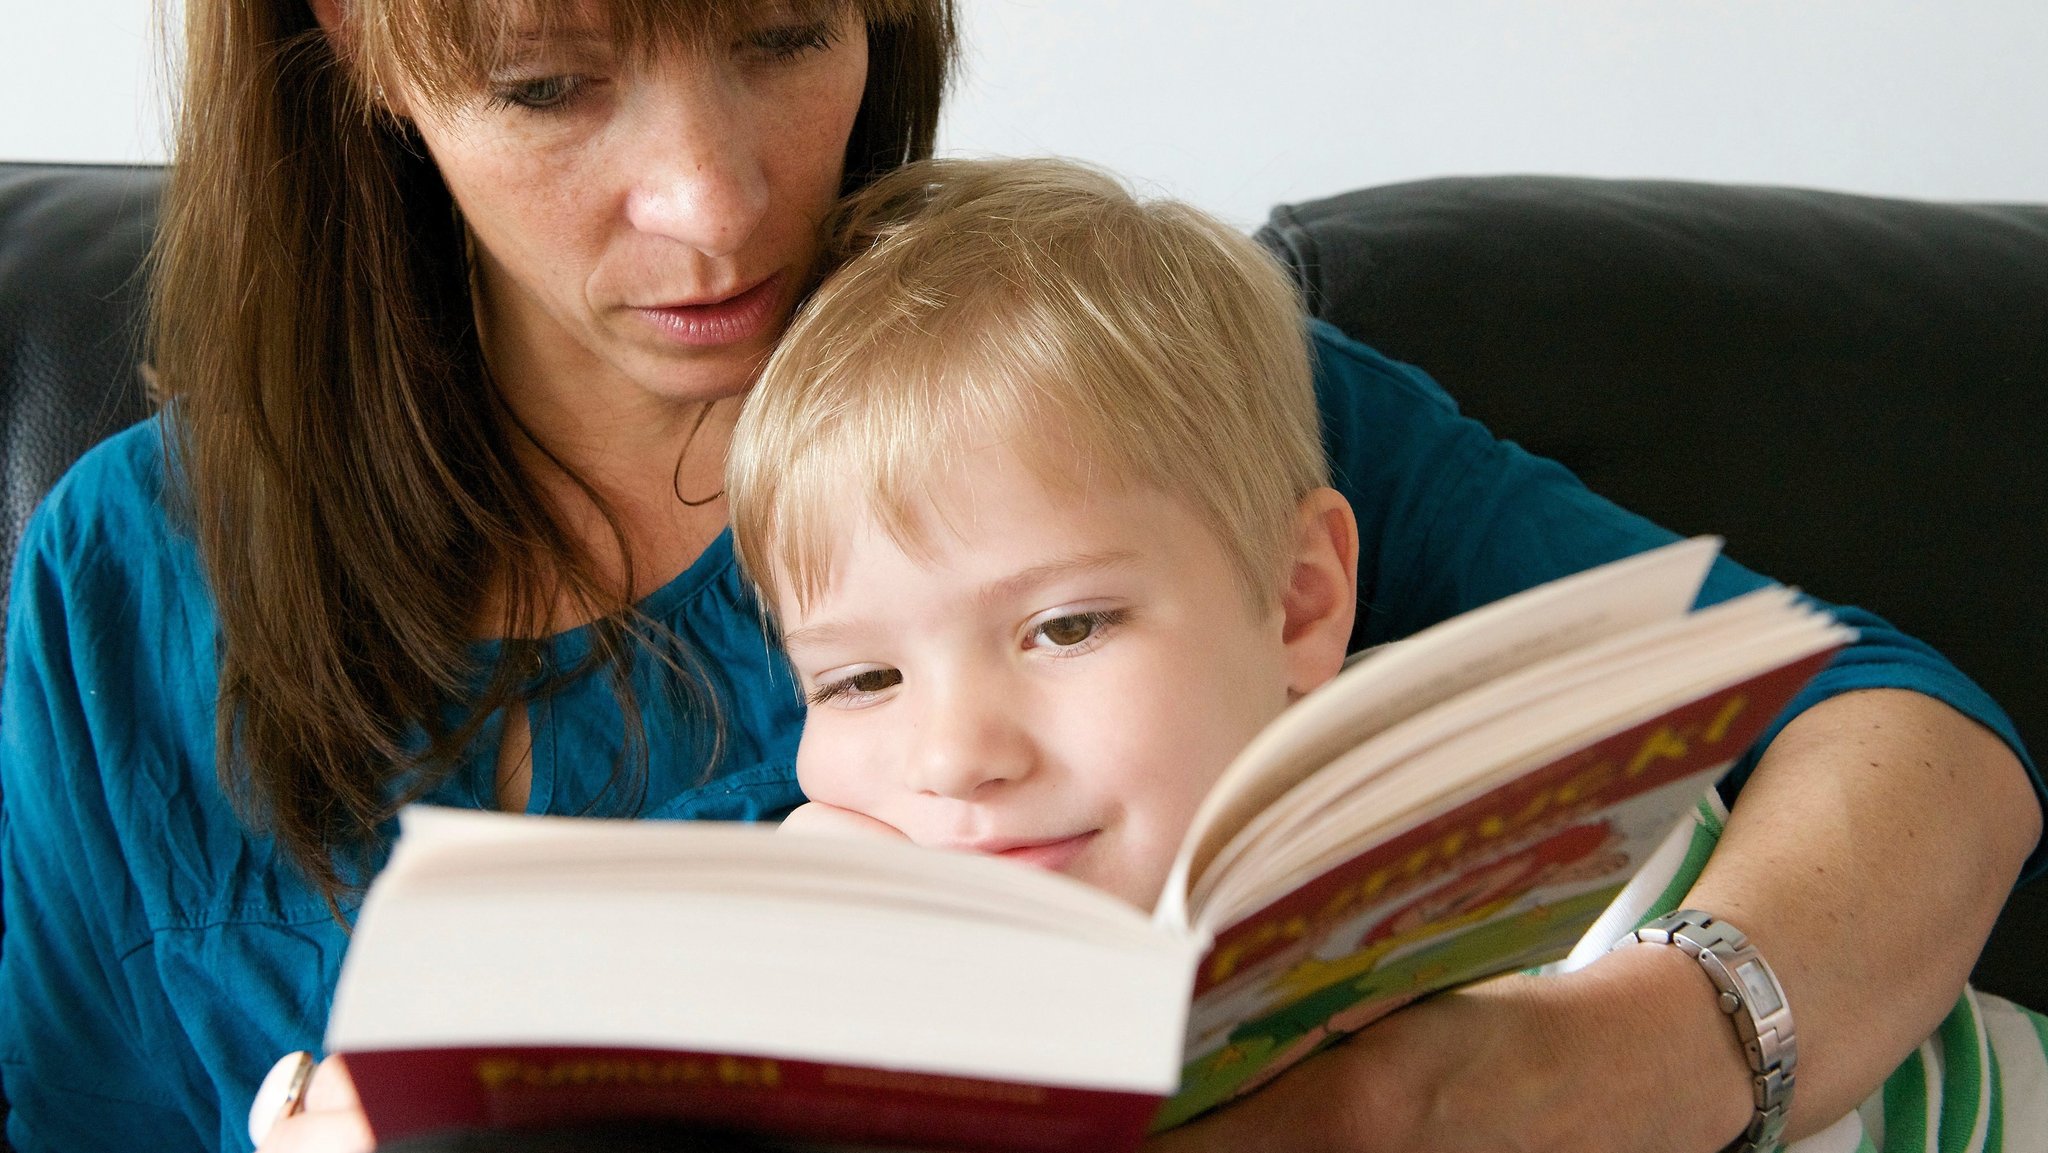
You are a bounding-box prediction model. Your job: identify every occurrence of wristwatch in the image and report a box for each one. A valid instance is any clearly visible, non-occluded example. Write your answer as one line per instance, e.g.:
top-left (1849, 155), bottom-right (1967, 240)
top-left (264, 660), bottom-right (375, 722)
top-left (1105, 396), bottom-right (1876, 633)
top-left (1612, 910), bottom-right (1797, 1153)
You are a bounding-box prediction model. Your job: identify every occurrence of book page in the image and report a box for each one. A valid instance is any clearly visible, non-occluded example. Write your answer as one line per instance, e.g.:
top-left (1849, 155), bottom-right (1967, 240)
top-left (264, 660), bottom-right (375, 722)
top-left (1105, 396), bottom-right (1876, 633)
top-left (1197, 606), bottom-right (1843, 925)
top-left (331, 810), bottom-right (1202, 1097)
top-left (1154, 537), bottom-right (1722, 929)
top-left (1190, 588), bottom-right (1817, 919)
top-left (382, 808), bottom-right (1160, 949)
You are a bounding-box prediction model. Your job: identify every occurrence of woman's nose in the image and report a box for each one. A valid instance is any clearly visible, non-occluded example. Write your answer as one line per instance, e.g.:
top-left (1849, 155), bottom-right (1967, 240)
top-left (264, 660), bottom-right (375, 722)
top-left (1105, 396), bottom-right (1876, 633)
top-left (907, 682), bottom-right (1037, 801)
top-left (622, 75), bottom-right (771, 259)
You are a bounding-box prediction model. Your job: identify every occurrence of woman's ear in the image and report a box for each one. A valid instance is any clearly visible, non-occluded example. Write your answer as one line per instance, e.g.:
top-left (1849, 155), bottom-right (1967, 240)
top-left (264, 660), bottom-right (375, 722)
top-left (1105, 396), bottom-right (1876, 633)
top-left (308, 0), bottom-right (344, 40)
top-left (305, 0), bottom-right (411, 118)
top-left (1278, 487), bottom-right (1360, 699)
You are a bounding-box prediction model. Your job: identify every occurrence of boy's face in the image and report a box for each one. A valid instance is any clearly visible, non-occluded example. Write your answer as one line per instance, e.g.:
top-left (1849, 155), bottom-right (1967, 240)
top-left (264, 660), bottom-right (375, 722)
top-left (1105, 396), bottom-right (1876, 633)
top-left (778, 441), bottom-right (1300, 910)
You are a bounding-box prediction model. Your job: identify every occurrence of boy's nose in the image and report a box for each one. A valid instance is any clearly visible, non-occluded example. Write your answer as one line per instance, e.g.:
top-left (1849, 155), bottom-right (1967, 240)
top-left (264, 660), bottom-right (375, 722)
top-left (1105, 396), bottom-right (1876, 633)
top-left (906, 682), bottom-right (1036, 800)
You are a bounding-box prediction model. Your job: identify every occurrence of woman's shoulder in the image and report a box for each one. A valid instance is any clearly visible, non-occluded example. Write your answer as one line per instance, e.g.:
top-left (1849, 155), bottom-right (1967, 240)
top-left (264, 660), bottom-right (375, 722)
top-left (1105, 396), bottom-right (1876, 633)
top-left (34, 413), bottom-right (177, 519)
top-left (15, 413), bottom-right (191, 580)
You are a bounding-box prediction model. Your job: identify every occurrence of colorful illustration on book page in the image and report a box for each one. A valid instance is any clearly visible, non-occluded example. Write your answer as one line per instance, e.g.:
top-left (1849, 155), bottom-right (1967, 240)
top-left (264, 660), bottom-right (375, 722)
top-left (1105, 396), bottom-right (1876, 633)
top-left (1156, 817), bottom-right (1631, 1128)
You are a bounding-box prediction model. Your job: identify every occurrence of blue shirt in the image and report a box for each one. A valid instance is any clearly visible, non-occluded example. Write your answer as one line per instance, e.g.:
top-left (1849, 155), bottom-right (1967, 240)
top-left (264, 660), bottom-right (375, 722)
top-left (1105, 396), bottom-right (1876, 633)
top-left (3, 323), bottom-right (2039, 1153)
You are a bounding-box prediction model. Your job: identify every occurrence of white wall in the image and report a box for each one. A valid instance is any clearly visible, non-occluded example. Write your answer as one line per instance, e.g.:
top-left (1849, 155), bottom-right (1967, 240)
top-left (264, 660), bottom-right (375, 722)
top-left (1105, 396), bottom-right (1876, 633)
top-left (9, 0), bottom-right (2048, 228)
top-left (935, 0), bottom-right (2048, 227)
top-left (5, 0), bottom-right (172, 170)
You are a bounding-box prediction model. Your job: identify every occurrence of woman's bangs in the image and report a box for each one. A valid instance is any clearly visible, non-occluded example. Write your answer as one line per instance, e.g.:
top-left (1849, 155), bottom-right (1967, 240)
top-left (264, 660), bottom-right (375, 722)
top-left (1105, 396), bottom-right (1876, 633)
top-left (362, 0), bottom-right (910, 104)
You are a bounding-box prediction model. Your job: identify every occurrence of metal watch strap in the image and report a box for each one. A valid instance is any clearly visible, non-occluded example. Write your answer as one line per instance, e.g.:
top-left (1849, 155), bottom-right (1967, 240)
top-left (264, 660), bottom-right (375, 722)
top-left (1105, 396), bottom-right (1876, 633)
top-left (1612, 909), bottom-right (1797, 1153)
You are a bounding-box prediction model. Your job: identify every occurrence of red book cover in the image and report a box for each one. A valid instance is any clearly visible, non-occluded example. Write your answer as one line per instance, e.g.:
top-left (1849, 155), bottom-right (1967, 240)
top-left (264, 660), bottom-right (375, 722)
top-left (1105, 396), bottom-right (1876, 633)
top-left (348, 1045), bottom-right (1163, 1153)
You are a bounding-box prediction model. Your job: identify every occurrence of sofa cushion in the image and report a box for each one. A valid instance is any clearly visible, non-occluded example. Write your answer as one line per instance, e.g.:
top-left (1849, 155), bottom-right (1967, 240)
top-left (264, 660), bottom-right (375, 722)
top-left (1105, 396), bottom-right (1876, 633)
top-left (0, 163), bottom-right (161, 627)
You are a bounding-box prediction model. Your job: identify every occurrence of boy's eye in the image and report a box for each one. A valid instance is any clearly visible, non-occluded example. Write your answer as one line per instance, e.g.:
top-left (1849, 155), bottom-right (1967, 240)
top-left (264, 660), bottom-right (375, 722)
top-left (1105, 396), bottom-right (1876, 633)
top-left (1039, 616), bottom-right (1097, 647)
top-left (808, 666), bottom-right (902, 707)
top-left (846, 668), bottom-right (901, 693)
top-left (1027, 608), bottom-right (1129, 652)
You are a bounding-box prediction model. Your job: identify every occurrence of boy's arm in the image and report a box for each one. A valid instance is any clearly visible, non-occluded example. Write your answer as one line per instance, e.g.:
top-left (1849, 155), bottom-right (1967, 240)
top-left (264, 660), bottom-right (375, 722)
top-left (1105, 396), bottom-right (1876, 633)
top-left (1146, 688), bottom-right (2038, 1153)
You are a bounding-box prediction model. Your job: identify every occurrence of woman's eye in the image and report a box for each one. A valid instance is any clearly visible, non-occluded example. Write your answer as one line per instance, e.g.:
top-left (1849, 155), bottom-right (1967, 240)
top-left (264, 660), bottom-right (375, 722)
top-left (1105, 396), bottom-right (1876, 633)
top-left (744, 21), bottom-right (841, 62)
top-left (809, 667), bottom-right (902, 707)
top-left (1028, 609), bottom-right (1128, 653)
top-left (490, 75), bottom-right (585, 111)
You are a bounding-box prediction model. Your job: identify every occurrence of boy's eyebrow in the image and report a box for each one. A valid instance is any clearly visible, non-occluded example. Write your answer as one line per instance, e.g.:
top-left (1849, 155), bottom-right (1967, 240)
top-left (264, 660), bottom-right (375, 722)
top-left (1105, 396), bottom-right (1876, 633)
top-left (975, 549), bottom-right (1141, 610)
top-left (778, 618), bottom-right (856, 653)
top-left (778, 549), bottom-right (1142, 653)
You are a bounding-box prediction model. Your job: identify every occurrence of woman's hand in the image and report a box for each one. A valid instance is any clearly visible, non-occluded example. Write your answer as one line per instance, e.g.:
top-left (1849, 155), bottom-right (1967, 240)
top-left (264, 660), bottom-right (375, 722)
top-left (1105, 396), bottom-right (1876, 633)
top-left (778, 801), bottom-right (910, 842)
top-left (1145, 946), bottom-right (1754, 1153)
top-left (251, 1054), bottom-right (374, 1153)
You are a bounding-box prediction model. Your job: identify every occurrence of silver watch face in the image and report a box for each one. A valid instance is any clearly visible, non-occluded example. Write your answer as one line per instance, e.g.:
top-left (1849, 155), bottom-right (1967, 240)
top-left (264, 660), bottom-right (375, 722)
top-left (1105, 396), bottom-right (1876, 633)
top-left (1735, 958), bottom-right (1783, 1016)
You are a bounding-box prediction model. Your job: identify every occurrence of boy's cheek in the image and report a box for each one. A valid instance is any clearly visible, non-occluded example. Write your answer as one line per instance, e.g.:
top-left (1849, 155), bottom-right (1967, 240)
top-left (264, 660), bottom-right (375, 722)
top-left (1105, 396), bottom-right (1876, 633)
top-left (793, 724), bottom-right (883, 811)
top-left (1074, 831), bottom-right (1177, 911)
top-left (791, 728), bottom-right (835, 803)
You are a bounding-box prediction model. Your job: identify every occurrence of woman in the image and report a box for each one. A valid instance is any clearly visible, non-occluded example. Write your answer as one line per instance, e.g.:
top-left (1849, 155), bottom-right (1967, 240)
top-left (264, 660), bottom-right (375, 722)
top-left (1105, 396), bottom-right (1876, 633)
top-left (0, 0), bottom-right (2036, 1152)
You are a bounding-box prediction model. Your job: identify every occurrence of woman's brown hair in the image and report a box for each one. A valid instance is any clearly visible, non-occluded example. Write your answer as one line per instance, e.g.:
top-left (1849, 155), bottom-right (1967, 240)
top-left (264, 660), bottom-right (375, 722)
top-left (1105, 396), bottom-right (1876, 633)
top-left (150, 0), bottom-right (956, 911)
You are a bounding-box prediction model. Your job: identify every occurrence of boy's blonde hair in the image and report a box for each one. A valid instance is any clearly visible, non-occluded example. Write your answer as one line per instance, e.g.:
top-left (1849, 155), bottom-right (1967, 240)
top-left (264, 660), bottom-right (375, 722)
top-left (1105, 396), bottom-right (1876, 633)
top-left (729, 157), bottom-right (1327, 615)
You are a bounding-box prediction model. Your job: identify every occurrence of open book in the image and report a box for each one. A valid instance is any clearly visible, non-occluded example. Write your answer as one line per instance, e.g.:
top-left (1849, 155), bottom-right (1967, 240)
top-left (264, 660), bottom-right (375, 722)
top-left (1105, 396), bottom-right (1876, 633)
top-left (327, 537), bottom-right (1850, 1151)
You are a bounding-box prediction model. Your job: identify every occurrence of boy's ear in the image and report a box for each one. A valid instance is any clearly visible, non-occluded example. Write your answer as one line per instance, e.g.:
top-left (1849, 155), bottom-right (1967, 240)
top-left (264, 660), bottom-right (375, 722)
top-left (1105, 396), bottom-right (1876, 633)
top-left (1278, 487), bottom-right (1359, 699)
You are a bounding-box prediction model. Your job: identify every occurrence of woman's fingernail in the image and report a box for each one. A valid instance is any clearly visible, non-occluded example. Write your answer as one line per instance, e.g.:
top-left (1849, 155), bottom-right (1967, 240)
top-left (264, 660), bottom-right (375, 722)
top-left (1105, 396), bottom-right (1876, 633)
top-left (248, 1050), bottom-right (315, 1148)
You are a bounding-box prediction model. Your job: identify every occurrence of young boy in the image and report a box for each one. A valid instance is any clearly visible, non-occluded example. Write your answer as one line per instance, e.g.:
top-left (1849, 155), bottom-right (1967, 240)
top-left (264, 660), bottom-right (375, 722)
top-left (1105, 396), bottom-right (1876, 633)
top-left (726, 156), bottom-right (1360, 911)
top-left (726, 161), bottom-right (2048, 1153)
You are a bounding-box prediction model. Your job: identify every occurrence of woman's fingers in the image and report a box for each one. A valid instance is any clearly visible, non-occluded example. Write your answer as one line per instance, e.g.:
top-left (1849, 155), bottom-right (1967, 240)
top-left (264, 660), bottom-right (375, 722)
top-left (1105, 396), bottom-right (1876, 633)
top-left (255, 1108), bottom-right (377, 1153)
top-left (252, 1054), bottom-right (373, 1153)
top-left (248, 1051), bottom-right (315, 1148)
top-left (302, 1054), bottom-right (361, 1112)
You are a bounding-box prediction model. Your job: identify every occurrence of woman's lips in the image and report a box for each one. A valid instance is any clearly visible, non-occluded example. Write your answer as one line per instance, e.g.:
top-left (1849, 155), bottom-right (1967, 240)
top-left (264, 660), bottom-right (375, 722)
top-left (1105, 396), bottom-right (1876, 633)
top-left (635, 273), bottom-right (783, 348)
top-left (989, 832), bottom-right (1097, 873)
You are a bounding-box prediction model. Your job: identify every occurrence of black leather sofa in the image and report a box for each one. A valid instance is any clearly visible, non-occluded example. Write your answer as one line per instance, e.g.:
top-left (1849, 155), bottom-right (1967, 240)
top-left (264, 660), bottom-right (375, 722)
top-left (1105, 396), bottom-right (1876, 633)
top-left (2, 163), bottom-right (2044, 1146)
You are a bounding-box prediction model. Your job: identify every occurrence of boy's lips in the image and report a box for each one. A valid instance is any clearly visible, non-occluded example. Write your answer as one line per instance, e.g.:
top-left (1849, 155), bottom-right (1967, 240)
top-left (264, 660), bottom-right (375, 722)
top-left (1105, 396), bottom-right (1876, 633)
top-left (634, 273), bottom-right (783, 347)
top-left (979, 831), bottom-right (1097, 872)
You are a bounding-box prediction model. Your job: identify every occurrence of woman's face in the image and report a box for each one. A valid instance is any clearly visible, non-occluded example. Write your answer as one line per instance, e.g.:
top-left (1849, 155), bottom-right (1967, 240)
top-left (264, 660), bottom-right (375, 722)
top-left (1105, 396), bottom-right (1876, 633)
top-left (399, 6), bottom-right (869, 412)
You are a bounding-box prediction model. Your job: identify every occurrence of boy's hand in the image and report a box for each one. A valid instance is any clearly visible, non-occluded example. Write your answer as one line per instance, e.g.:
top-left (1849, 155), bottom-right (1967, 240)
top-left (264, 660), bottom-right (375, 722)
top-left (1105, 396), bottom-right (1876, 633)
top-left (778, 801), bottom-right (910, 841)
